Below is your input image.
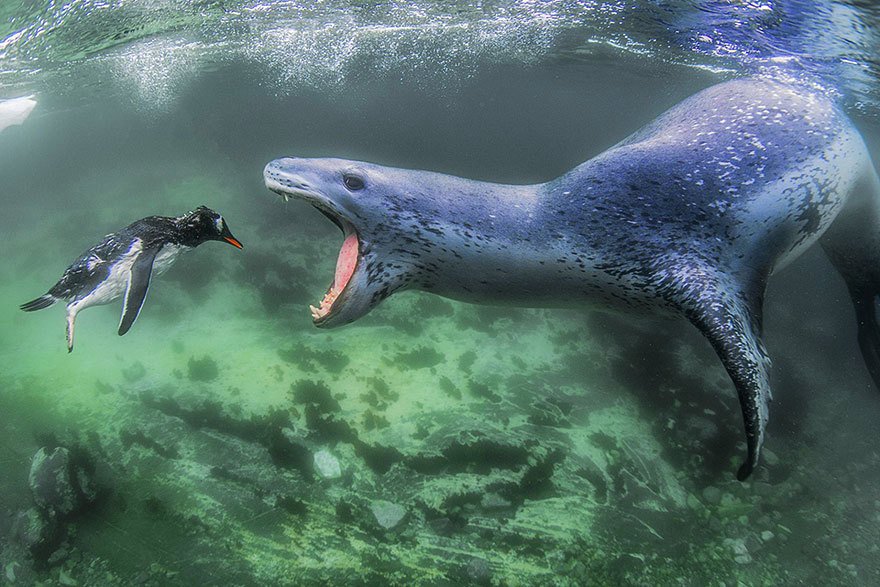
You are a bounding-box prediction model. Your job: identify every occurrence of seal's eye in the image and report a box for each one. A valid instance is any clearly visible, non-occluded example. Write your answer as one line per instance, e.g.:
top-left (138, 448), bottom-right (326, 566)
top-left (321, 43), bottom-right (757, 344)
top-left (343, 174), bottom-right (365, 191)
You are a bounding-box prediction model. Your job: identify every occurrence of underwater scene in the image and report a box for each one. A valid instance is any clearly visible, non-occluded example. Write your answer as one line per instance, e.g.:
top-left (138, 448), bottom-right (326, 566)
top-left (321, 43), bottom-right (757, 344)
top-left (2, 1), bottom-right (880, 585)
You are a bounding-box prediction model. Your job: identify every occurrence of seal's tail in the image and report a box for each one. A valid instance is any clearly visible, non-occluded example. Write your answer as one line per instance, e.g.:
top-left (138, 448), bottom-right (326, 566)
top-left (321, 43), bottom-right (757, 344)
top-left (851, 292), bottom-right (880, 390)
top-left (821, 165), bottom-right (880, 390)
top-left (20, 294), bottom-right (57, 312)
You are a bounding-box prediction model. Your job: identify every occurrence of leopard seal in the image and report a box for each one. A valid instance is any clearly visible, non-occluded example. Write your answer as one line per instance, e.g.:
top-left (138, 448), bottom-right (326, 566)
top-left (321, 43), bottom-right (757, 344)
top-left (263, 77), bottom-right (880, 480)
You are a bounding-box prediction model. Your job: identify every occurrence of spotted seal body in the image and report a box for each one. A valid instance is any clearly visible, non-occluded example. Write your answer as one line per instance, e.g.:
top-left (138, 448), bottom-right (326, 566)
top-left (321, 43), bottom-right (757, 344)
top-left (264, 77), bottom-right (880, 480)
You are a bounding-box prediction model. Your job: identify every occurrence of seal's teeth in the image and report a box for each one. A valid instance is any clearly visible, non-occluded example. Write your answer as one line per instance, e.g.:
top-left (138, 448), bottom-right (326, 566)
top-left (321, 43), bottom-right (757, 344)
top-left (322, 288), bottom-right (339, 306)
top-left (311, 287), bottom-right (342, 321)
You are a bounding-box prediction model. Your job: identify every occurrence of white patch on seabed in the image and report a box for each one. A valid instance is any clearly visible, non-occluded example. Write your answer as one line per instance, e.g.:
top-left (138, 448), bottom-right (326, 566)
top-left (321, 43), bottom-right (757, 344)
top-left (0, 95), bottom-right (36, 132)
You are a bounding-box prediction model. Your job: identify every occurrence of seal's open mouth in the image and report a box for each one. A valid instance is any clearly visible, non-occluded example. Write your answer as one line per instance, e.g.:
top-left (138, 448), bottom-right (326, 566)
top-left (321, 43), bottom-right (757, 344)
top-left (312, 225), bottom-right (359, 322)
top-left (268, 186), bottom-right (361, 325)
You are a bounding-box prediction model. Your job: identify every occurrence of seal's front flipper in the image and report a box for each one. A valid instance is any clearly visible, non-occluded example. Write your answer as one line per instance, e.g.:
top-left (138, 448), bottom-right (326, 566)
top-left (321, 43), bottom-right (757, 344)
top-left (672, 266), bottom-right (772, 481)
top-left (119, 246), bottom-right (160, 336)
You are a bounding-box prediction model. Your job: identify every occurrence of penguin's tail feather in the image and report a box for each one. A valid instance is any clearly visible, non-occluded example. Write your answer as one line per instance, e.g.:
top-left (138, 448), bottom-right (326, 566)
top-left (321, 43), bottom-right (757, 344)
top-left (20, 294), bottom-right (57, 312)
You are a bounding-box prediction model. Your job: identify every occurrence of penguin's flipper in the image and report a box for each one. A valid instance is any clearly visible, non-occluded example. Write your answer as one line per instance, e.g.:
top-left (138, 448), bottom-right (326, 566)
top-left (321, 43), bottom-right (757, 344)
top-left (118, 246), bottom-right (160, 336)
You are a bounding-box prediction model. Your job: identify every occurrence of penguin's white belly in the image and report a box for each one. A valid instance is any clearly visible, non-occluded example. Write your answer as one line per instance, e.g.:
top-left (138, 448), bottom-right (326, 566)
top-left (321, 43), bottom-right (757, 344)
top-left (73, 242), bottom-right (185, 311)
top-left (76, 240), bottom-right (145, 310)
top-left (153, 243), bottom-right (186, 275)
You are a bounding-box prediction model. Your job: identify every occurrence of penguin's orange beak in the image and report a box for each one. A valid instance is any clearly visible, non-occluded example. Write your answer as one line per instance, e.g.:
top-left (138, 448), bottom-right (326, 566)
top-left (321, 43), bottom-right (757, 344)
top-left (224, 236), bottom-right (243, 249)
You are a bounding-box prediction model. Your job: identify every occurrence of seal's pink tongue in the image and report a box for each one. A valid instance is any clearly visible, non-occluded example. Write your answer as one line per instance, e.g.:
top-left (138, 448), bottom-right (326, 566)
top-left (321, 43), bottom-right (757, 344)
top-left (334, 233), bottom-right (358, 292)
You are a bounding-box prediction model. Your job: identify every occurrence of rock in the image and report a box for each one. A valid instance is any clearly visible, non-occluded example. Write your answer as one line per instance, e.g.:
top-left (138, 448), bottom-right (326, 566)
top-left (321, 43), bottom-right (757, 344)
top-left (5, 562), bottom-right (19, 583)
top-left (187, 356), bottom-right (219, 382)
top-left (719, 493), bottom-right (737, 508)
top-left (684, 416), bottom-right (718, 443)
top-left (12, 507), bottom-right (58, 554)
top-left (608, 553), bottom-right (646, 577)
top-left (121, 361), bottom-right (146, 382)
top-left (370, 500), bottom-right (407, 530)
top-left (58, 568), bottom-right (78, 586)
top-left (313, 449), bottom-right (342, 479)
top-left (701, 486), bottom-right (722, 505)
top-left (686, 493), bottom-right (702, 510)
top-left (1, 553), bottom-right (37, 586)
top-left (480, 493), bottom-right (512, 510)
top-left (47, 543), bottom-right (71, 566)
top-left (466, 557), bottom-right (492, 585)
top-left (724, 538), bottom-right (752, 564)
top-left (29, 447), bottom-right (77, 516)
top-left (281, 427), bottom-right (301, 444)
top-left (75, 466), bottom-right (99, 504)
top-left (752, 481), bottom-right (774, 497)
top-left (762, 449), bottom-right (779, 466)
top-left (760, 530), bottom-right (774, 542)
top-left (28, 446), bottom-right (104, 518)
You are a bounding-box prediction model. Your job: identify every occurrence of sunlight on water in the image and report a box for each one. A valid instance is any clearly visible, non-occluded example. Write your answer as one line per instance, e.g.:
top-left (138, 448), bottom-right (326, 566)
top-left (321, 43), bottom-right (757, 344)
top-left (0, 1), bottom-right (875, 113)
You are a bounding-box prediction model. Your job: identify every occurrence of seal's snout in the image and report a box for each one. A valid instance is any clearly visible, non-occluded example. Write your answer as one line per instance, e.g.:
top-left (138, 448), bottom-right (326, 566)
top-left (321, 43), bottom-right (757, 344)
top-left (265, 157), bottom-right (298, 173)
top-left (264, 157), bottom-right (306, 200)
top-left (263, 158), bottom-right (288, 184)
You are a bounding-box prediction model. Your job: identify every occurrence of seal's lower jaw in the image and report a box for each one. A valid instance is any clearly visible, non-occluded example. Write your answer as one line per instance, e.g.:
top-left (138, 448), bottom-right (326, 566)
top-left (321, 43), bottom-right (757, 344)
top-left (310, 224), bottom-right (360, 327)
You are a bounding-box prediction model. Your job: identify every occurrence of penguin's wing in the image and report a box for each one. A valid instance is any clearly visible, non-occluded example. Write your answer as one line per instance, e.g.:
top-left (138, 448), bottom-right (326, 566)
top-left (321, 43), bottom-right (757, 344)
top-left (118, 245), bottom-right (161, 336)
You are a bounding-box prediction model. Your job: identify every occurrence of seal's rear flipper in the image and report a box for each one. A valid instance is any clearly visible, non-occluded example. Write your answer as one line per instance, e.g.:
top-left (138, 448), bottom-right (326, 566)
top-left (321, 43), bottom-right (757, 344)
top-left (671, 264), bottom-right (772, 481)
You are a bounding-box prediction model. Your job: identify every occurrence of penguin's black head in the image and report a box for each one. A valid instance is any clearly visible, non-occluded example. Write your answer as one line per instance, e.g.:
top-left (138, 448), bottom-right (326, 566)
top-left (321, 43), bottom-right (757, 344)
top-left (179, 206), bottom-right (243, 249)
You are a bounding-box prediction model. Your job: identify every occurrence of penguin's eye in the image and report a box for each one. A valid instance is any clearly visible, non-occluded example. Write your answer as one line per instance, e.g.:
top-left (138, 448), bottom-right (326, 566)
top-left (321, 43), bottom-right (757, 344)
top-left (343, 174), bottom-right (365, 191)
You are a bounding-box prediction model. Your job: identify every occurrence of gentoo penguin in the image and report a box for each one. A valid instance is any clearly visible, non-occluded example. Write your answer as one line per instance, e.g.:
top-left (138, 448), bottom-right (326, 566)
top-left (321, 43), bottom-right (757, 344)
top-left (20, 206), bottom-right (243, 352)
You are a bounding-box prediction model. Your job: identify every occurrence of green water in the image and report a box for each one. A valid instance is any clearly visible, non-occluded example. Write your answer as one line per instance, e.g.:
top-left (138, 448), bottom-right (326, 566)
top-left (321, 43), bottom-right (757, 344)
top-left (2, 1), bottom-right (880, 585)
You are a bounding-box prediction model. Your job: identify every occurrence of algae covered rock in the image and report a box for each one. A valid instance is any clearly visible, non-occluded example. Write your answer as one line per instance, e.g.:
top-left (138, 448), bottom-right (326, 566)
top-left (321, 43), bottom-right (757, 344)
top-left (465, 557), bottom-right (493, 585)
top-left (370, 500), bottom-right (407, 530)
top-left (29, 447), bottom-right (77, 516)
top-left (11, 507), bottom-right (57, 553)
top-left (28, 445), bottom-right (104, 518)
top-left (187, 355), bottom-right (219, 382)
top-left (313, 449), bottom-right (342, 479)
